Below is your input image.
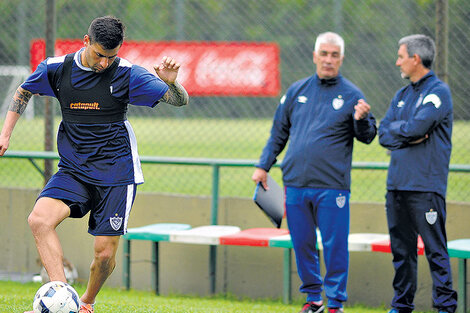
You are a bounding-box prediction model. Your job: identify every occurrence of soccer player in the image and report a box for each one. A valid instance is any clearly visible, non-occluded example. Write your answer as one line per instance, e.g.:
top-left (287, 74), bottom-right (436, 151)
top-left (378, 34), bottom-right (457, 313)
top-left (252, 32), bottom-right (376, 313)
top-left (0, 16), bottom-right (188, 313)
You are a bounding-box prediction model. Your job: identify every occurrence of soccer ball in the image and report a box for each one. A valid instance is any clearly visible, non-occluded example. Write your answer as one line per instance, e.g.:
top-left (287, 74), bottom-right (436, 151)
top-left (32, 281), bottom-right (80, 313)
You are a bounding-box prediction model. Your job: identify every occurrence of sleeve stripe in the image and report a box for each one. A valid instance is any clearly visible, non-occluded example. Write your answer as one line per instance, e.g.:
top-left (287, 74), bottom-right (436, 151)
top-left (46, 55), bottom-right (66, 65)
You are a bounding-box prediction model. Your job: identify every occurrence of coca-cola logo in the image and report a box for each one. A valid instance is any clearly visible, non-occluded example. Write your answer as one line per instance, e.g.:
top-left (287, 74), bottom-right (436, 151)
top-left (30, 40), bottom-right (280, 96)
top-left (195, 51), bottom-right (269, 88)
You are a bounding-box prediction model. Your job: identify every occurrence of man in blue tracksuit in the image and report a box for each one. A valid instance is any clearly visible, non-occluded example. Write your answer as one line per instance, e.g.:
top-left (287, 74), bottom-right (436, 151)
top-left (378, 34), bottom-right (457, 313)
top-left (252, 32), bottom-right (376, 313)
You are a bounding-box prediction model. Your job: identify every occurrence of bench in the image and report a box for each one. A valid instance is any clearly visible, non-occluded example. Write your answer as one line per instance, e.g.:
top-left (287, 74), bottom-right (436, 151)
top-left (122, 223), bottom-right (394, 304)
top-left (370, 235), bottom-right (425, 255)
top-left (122, 223), bottom-right (192, 294)
top-left (447, 239), bottom-right (470, 313)
top-left (370, 236), bottom-right (469, 312)
top-left (123, 225), bottom-right (468, 307)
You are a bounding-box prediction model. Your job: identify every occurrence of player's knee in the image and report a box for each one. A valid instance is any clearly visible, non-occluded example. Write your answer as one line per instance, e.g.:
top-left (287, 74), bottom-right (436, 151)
top-left (28, 198), bottom-right (69, 232)
top-left (94, 247), bottom-right (116, 265)
top-left (93, 250), bottom-right (116, 274)
top-left (94, 237), bottom-right (119, 261)
top-left (27, 210), bottom-right (51, 233)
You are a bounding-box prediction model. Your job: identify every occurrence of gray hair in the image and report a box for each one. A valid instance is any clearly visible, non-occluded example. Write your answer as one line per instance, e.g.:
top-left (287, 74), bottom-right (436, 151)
top-left (398, 34), bottom-right (435, 69)
top-left (314, 32), bottom-right (344, 56)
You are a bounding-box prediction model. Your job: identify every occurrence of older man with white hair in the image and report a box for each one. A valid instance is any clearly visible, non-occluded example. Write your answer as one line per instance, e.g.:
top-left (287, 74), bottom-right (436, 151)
top-left (252, 32), bottom-right (376, 313)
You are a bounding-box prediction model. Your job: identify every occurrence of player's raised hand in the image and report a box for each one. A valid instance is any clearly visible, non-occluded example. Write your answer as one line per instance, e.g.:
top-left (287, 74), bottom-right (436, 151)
top-left (154, 56), bottom-right (181, 84)
top-left (354, 99), bottom-right (371, 120)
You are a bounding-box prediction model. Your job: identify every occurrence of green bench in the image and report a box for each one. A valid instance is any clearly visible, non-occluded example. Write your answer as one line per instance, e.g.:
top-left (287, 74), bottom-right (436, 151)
top-left (123, 224), bottom-right (393, 304)
top-left (122, 223), bottom-right (192, 294)
top-left (448, 239), bottom-right (470, 313)
top-left (123, 224), bottom-right (470, 310)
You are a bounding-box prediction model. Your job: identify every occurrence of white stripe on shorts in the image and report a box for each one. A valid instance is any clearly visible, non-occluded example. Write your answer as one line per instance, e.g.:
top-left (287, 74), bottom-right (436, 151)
top-left (123, 184), bottom-right (134, 234)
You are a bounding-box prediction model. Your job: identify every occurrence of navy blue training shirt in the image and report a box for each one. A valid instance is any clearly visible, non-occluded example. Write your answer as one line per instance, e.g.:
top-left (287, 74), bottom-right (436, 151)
top-left (257, 73), bottom-right (377, 191)
top-left (21, 49), bottom-right (169, 186)
top-left (378, 71), bottom-right (452, 198)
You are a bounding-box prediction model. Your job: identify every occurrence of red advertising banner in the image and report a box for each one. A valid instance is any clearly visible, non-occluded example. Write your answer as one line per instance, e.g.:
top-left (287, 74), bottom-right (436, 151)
top-left (30, 39), bottom-right (280, 97)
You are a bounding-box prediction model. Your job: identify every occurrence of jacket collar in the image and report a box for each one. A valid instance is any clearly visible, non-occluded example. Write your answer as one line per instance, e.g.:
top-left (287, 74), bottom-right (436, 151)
top-left (315, 73), bottom-right (341, 86)
top-left (410, 70), bottom-right (434, 90)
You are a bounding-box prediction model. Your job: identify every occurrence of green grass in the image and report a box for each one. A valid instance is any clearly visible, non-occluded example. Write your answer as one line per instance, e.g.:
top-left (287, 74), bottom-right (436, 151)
top-left (1, 117), bottom-right (469, 202)
top-left (0, 280), bottom-right (425, 313)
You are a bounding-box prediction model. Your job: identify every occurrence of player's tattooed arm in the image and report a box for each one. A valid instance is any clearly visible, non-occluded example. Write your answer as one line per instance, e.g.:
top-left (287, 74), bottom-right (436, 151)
top-left (0, 87), bottom-right (32, 156)
top-left (9, 87), bottom-right (32, 115)
top-left (162, 81), bottom-right (189, 107)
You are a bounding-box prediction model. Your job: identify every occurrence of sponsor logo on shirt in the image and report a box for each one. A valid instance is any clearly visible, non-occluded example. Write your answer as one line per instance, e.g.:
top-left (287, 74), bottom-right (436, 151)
top-left (69, 102), bottom-right (100, 110)
top-left (332, 95), bottom-right (344, 110)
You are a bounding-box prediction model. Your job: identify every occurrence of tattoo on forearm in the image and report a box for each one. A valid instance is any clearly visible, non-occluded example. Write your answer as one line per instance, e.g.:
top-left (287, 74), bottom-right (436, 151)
top-left (9, 88), bottom-right (32, 114)
top-left (164, 81), bottom-right (189, 107)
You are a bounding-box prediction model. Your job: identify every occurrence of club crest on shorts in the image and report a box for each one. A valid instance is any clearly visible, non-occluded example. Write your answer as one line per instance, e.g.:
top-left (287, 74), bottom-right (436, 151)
top-left (110, 214), bottom-right (123, 231)
top-left (425, 208), bottom-right (437, 225)
top-left (332, 95), bottom-right (344, 110)
top-left (336, 194), bottom-right (346, 208)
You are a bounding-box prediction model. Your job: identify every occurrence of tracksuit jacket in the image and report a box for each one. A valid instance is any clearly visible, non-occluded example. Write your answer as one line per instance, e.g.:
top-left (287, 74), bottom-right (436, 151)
top-left (257, 73), bottom-right (377, 189)
top-left (378, 70), bottom-right (452, 198)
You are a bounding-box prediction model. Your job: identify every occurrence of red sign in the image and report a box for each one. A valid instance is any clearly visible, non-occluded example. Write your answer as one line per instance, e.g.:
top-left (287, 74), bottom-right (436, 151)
top-left (30, 39), bottom-right (280, 97)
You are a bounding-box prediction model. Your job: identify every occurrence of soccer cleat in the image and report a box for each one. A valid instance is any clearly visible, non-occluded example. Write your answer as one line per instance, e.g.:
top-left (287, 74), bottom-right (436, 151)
top-left (388, 309), bottom-right (399, 313)
top-left (79, 303), bottom-right (94, 313)
top-left (298, 301), bottom-right (324, 313)
top-left (328, 308), bottom-right (344, 313)
top-left (23, 311), bottom-right (33, 313)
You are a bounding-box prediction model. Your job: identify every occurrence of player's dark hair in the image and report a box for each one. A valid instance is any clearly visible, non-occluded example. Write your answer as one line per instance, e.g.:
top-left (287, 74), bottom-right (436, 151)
top-left (87, 16), bottom-right (125, 50)
top-left (399, 34), bottom-right (435, 69)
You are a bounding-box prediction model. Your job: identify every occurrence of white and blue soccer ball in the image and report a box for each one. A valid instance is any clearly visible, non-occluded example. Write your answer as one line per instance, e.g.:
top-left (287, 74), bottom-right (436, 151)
top-left (32, 281), bottom-right (80, 313)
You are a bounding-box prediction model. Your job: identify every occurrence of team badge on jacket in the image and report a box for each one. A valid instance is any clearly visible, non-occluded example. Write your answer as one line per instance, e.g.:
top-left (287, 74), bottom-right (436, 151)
top-left (336, 194), bottom-right (346, 208)
top-left (425, 209), bottom-right (437, 225)
top-left (297, 96), bottom-right (308, 103)
top-left (332, 95), bottom-right (344, 110)
top-left (110, 214), bottom-right (123, 231)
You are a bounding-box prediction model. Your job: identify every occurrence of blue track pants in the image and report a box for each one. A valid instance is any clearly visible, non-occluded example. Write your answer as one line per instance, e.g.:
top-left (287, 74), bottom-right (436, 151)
top-left (285, 186), bottom-right (350, 308)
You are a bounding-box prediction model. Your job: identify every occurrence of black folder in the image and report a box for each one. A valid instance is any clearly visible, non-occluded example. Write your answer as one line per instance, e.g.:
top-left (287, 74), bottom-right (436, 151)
top-left (253, 174), bottom-right (284, 228)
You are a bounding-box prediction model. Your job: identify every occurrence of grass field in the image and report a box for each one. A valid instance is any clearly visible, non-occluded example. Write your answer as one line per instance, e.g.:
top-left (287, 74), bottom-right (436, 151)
top-left (1, 117), bottom-right (469, 202)
top-left (0, 280), bottom-right (429, 313)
